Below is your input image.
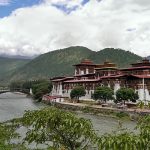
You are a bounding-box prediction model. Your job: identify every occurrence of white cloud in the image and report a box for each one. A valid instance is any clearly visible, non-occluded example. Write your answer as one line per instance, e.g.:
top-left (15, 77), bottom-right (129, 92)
top-left (0, 0), bottom-right (150, 56)
top-left (44, 0), bottom-right (83, 7)
top-left (0, 0), bottom-right (10, 5)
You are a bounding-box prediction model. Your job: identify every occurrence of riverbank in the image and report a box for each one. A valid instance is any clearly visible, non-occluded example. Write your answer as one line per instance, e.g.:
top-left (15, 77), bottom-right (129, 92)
top-left (0, 92), bottom-right (45, 122)
top-left (51, 101), bottom-right (150, 121)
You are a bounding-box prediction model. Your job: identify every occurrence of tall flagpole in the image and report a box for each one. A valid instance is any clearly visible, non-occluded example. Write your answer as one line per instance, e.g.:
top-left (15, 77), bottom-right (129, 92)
top-left (143, 77), bottom-right (146, 104)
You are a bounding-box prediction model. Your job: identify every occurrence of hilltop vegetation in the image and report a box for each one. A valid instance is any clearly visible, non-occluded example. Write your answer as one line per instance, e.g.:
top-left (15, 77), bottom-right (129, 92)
top-left (89, 48), bottom-right (142, 68)
top-left (0, 46), bottom-right (143, 83)
top-left (0, 57), bottom-right (30, 83)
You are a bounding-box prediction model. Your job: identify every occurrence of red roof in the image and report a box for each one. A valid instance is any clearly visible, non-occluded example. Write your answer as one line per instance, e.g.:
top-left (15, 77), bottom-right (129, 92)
top-left (73, 59), bottom-right (96, 66)
top-left (51, 77), bottom-right (74, 82)
top-left (74, 73), bottom-right (95, 77)
top-left (121, 66), bottom-right (150, 71)
top-left (64, 79), bottom-right (101, 83)
top-left (100, 74), bottom-right (150, 79)
top-left (130, 75), bottom-right (150, 79)
top-left (100, 74), bottom-right (125, 79)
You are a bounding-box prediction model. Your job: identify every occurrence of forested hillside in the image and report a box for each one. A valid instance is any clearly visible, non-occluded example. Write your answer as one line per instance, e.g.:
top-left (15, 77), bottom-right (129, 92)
top-left (89, 48), bottom-right (142, 67)
top-left (9, 46), bottom-right (94, 81)
top-left (8, 46), bottom-right (142, 81)
top-left (0, 57), bottom-right (30, 83)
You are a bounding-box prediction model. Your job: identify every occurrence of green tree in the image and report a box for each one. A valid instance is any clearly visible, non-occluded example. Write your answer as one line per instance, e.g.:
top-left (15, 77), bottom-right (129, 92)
top-left (92, 86), bottom-right (114, 103)
top-left (18, 107), bottom-right (96, 150)
top-left (1, 109), bottom-right (150, 150)
top-left (116, 88), bottom-right (139, 104)
top-left (0, 122), bottom-right (27, 149)
top-left (9, 81), bottom-right (23, 91)
top-left (70, 86), bottom-right (86, 102)
top-left (32, 80), bottom-right (52, 101)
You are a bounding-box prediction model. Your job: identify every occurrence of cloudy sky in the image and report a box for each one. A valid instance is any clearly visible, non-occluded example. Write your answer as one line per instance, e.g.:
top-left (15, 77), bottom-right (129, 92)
top-left (0, 0), bottom-right (150, 57)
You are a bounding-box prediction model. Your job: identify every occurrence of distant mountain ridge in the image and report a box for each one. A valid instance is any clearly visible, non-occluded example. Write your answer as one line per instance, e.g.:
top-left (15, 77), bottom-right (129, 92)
top-left (0, 54), bottom-right (37, 59)
top-left (7, 46), bottom-right (142, 82)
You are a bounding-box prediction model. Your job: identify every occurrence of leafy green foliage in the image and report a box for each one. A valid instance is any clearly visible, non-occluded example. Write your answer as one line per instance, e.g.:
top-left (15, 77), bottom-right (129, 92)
top-left (9, 80), bottom-right (52, 97)
top-left (116, 88), bottom-right (139, 104)
top-left (1, 108), bottom-right (150, 149)
top-left (137, 115), bottom-right (150, 149)
top-left (92, 86), bottom-right (114, 102)
top-left (97, 131), bottom-right (138, 150)
top-left (70, 86), bottom-right (86, 100)
top-left (18, 107), bottom-right (96, 150)
top-left (32, 80), bottom-right (52, 101)
top-left (0, 122), bottom-right (27, 149)
top-left (97, 115), bottom-right (150, 150)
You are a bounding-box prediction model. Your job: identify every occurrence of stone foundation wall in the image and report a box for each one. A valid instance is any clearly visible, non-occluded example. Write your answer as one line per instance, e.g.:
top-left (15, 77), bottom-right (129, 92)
top-left (54, 102), bottom-right (150, 116)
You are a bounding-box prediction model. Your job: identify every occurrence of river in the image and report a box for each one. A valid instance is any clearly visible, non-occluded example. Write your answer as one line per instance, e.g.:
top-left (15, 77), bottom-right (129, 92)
top-left (0, 92), bottom-right (44, 122)
top-left (0, 92), bottom-right (137, 135)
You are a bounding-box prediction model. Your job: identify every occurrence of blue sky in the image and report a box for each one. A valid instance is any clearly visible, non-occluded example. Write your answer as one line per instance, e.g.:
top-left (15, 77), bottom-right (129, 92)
top-left (0, 0), bottom-right (42, 18)
top-left (52, 0), bottom-right (89, 14)
top-left (0, 0), bottom-right (90, 18)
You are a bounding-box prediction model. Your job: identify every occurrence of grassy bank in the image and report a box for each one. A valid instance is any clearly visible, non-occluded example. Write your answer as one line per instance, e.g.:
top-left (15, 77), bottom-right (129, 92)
top-left (45, 101), bottom-right (142, 121)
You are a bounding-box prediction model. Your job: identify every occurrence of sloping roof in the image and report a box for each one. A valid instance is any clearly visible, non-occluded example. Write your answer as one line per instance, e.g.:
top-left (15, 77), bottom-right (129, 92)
top-left (95, 67), bottom-right (118, 70)
top-left (74, 73), bottom-right (95, 77)
top-left (51, 77), bottom-right (74, 82)
top-left (100, 74), bottom-right (150, 79)
top-left (64, 79), bottom-right (101, 83)
top-left (100, 74), bottom-right (125, 79)
top-left (130, 75), bottom-right (150, 79)
top-left (121, 66), bottom-right (150, 71)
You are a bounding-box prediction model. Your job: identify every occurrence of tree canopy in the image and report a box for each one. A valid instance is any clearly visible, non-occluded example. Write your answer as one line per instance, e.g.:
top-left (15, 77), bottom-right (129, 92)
top-left (70, 86), bottom-right (86, 101)
top-left (116, 88), bottom-right (139, 104)
top-left (92, 86), bottom-right (114, 103)
top-left (0, 122), bottom-right (26, 149)
top-left (32, 80), bottom-right (52, 101)
top-left (18, 107), bottom-right (96, 150)
top-left (0, 108), bottom-right (150, 149)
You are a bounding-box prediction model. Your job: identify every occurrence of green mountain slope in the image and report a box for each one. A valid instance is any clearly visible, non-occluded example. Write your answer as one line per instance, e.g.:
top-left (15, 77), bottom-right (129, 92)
top-left (89, 48), bottom-right (142, 68)
top-left (10, 46), bottom-right (94, 81)
top-left (0, 57), bottom-right (30, 82)
top-left (8, 46), bottom-right (142, 81)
